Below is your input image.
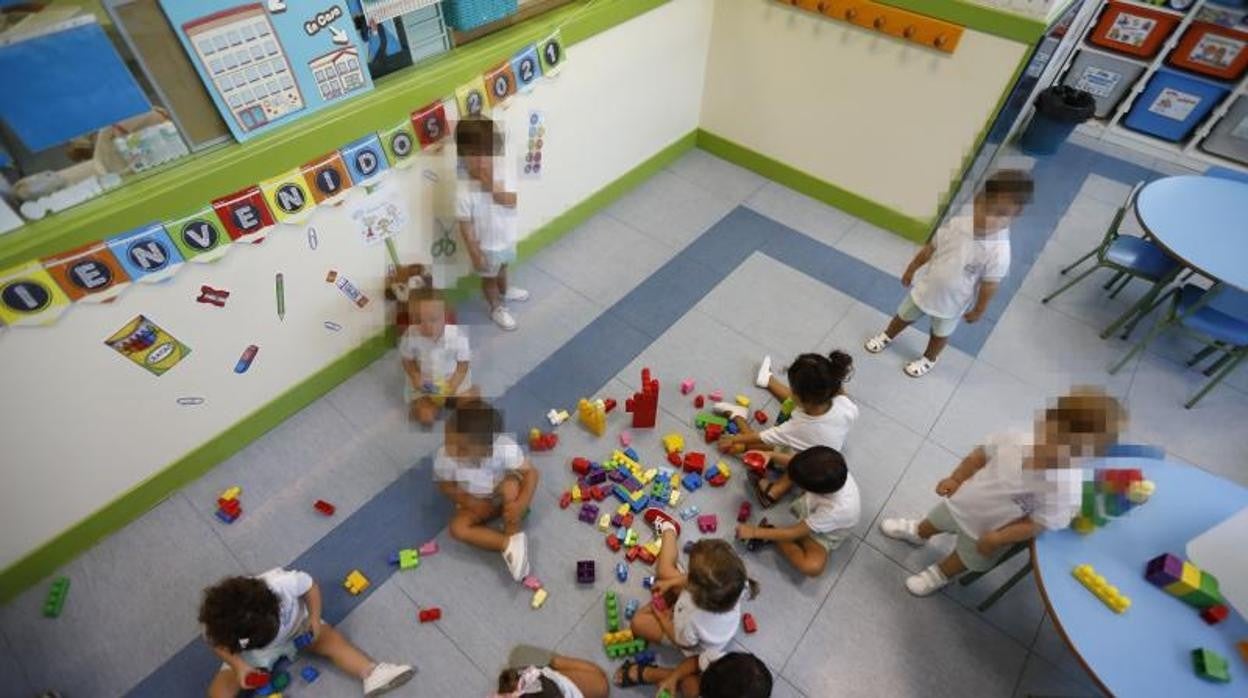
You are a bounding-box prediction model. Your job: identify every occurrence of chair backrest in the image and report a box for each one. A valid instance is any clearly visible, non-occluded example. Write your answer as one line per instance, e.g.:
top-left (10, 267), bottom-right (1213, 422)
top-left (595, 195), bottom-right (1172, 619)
top-left (1205, 284), bottom-right (1248, 323)
top-left (1205, 167), bottom-right (1248, 185)
top-left (1105, 181), bottom-right (1147, 245)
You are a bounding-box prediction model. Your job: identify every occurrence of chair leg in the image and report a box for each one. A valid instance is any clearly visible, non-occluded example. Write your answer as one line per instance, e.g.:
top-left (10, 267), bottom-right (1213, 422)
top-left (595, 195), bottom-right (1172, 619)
top-left (1187, 344), bottom-right (1221, 368)
top-left (978, 561), bottom-right (1034, 612)
top-left (1203, 353), bottom-right (1232, 377)
top-left (1107, 273), bottom-right (1133, 299)
top-left (1186, 351), bottom-right (1248, 409)
top-left (1059, 248), bottom-right (1099, 276)
top-left (1102, 270), bottom-right (1125, 291)
top-left (1110, 291), bottom-right (1177, 374)
top-left (1043, 265), bottom-right (1102, 305)
top-left (1103, 269), bottom-right (1179, 340)
top-left (1120, 281), bottom-right (1179, 340)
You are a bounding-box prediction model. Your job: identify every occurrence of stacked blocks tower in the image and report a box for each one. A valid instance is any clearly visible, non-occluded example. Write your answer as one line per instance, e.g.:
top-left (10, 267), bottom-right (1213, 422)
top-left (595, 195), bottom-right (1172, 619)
top-left (1072, 564), bottom-right (1131, 613)
top-left (626, 368), bottom-right (660, 428)
top-left (1072, 468), bottom-right (1154, 533)
top-left (1144, 553), bottom-right (1224, 608)
top-left (578, 398), bottom-right (607, 437)
top-left (43, 577), bottom-right (70, 617)
top-left (605, 591), bottom-right (621, 631)
top-left (216, 486), bottom-right (242, 524)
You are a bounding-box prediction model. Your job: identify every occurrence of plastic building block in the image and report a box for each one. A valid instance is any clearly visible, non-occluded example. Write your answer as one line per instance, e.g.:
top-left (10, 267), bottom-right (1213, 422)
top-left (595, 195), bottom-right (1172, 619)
top-left (697, 514), bottom-right (718, 533)
top-left (1237, 640), bottom-right (1248, 664)
top-left (419, 607), bottom-right (442, 623)
top-left (579, 503), bottom-right (600, 524)
top-left (529, 428), bottom-right (558, 451)
top-left (420, 541), bottom-right (438, 559)
top-left (220, 486), bottom-right (241, 501)
top-left (398, 549), bottom-right (419, 570)
top-left (738, 501), bottom-right (752, 523)
top-left (619, 431), bottom-right (632, 447)
top-left (606, 533), bottom-right (623, 551)
top-left (626, 546), bottom-right (641, 562)
top-left (666, 452), bottom-right (683, 467)
top-left (708, 390), bottom-right (723, 402)
top-left (523, 575), bottom-right (543, 590)
top-left (644, 539), bottom-right (662, 558)
top-left (559, 491), bottom-right (572, 509)
top-left (634, 648), bottom-right (656, 666)
top-left (735, 394), bottom-right (750, 407)
top-left (1192, 648), bottom-right (1230, 683)
top-left (680, 378), bottom-right (695, 394)
top-left (742, 451), bottom-right (768, 475)
top-left (642, 575), bottom-right (656, 589)
top-left (694, 395), bottom-right (705, 408)
top-left (694, 412), bottom-right (729, 429)
top-left (704, 424), bottom-right (723, 443)
top-left (344, 570), bottom-right (370, 595)
top-left (683, 452), bottom-right (706, 473)
top-left (244, 670), bottom-right (271, 689)
top-left (603, 398), bottom-right (618, 413)
top-left (577, 560), bottom-right (596, 584)
top-left (651, 592), bottom-right (668, 613)
top-left (1146, 553), bottom-right (1224, 608)
top-left (311, 499), bottom-right (337, 516)
top-left (629, 496), bottom-right (649, 513)
top-left (215, 489), bottom-right (243, 523)
top-left (625, 529), bottom-right (640, 547)
top-left (1071, 564), bottom-right (1130, 613)
top-left (587, 469), bottom-right (607, 485)
top-left (602, 629), bottom-right (634, 646)
top-left (657, 690), bottom-right (673, 698)
top-left (615, 563), bottom-right (628, 586)
top-left (682, 473), bottom-right (703, 492)
top-left (271, 670), bottom-right (291, 691)
top-left (598, 513), bottom-right (612, 532)
top-left (637, 547), bottom-right (656, 565)
top-left (625, 368), bottom-right (660, 428)
top-left (531, 587), bottom-right (548, 609)
top-left (743, 612), bottom-right (758, 634)
top-left (606, 590), bottom-right (621, 631)
top-left (42, 577), bottom-right (70, 618)
top-left (301, 666), bottom-right (319, 683)
top-left (547, 409), bottom-right (570, 426)
top-left (679, 505), bottom-right (700, 521)
top-left (572, 457), bottom-right (592, 475)
top-left (662, 433), bottom-right (685, 454)
top-left (578, 398), bottom-right (607, 437)
top-left (623, 447), bottom-right (641, 462)
top-left (1200, 604), bottom-right (1229, 625)
top-left (624, 598), bottom-right (640, 620)
top-left (668, 490), bottom-right (681, 507)
top-left (572, 485), bottom-right (583, 503)
top-left (293, 631), bottom-right (313, 650)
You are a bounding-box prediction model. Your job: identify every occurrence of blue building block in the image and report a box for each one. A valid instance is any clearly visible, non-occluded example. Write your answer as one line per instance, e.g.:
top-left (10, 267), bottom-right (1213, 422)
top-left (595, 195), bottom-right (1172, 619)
top-left (608, 469), bottom-right (626, 483)
top-left (682, 473), bottom-right (703, 492)
top-left (634, 649), bottom-right (657, 666)
top-left (679, 505), bottom-right (700, 521)
top-left (293, 631), bottom-right (314, 651)
top-left (624, 598), bottom-right (640, 619)
top-left (726, 421), bottom-right (740, 435)
top-left (629, 495), bottom-right (649, 512)
top-left (301, 666), bottom-right (320, 683)
top-left (624, 447), bottom-right (640, 461)
top-left (613, 484), bottom-right (632, 503)
top-left (642, 575), bottom-right (656, 589)
top-left (616, 562), bottom-right (628, 582)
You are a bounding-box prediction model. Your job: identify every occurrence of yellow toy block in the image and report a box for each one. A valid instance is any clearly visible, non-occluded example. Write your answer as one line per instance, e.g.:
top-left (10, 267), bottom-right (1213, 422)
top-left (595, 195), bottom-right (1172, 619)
top-left (220, 486), bottom-right (241, 501)
top-left (531, 588), bottom-right (548, 609)
top-left (578, 398), bottom-right (607, 437)
top-left (344, 570), bottom-right (370, 595)
top-left (1072, 564), bottom-right (1130, 613)
top-left (1071, 516), bottom-right (1095, 535)
top-left (735, 394), bottom-right (750, 407)
top-left (617, 503), bottom-right (631, 516)
top-left (662, 433), bottom-right (684, 454)
top-left (1164, 561), bottom-right (1202, 597)
top-left (668, 490), bottom-right (681, 507)
top-left (598, 514), bottom-right (612, 532)
top-left (641, 468), bottom-right (657, 485)
top-left (1127, 480), bottom-right (1155, 504)
top-left (644, 540), bottom-right (662, 557)
top-left (603, 629), bottom-right (634, 645)
top-left (630, 490), bottom-right (647, 502)
top-left (625, 529), bottom-right (639, 547)
top-left (571, 485), bottom-right (582, 503)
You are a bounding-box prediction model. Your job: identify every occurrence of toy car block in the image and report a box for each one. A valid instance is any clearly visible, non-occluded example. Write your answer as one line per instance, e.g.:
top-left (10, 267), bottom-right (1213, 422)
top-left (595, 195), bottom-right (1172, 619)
top-left (572, 485), bottom-right (585, 503)
top-left (637, 547), bottom-right (656, 565)
top-left (682, 451), bottom-right (707, 473)
top-left (559, 491), bottom-right (572, 509)
top-left (419, 607), bottom-right (441, 623)
top-left (603, 398), bottom-right (618, 412)
top-left (579, 503), bottom-right (600, 524)
top-left (577, 560), bottom-right (596, 584)
top-left (606, 535), bottom-right (622, 552)
top-left (697, 514), bottom-right (719, 534)
top-left (619, 431), bottom-right (632, 447)
top-left (682, 473), bottom-right (703, 492)
top-left (398, 549), bottom-right (420, 570)
top-left (735, 394), bottom-right (750, 407)
top-left (243, 670), bottom-right (271, 689)
top-left (616, 526), bottom-right (630, 543)
top-left (679, 505), bottom-right (700, 521)
top-left (578, 398), bottom-right (607, 437)
top-left (626, 546), bottom-right (641, 562)
top-left (642, 575), bottom-right (656, 589)
top-left (42, 577), bottom-right (70, 618)
top-left (753, 410), bottom-right (768, 424)
top-left (1200, 604), bottom-right (1229, 625)
top-left (1192, 647), bottom-right (1231, 683)
top-left (694, 395), bottom-right (705, 408)
top-left (694, 412), bottom-right (729, 429)
top-left (312, 499), bottom-right (336, 516)
top-left (625, 369), bottom-right (660, 428)
top-left (708, 390), bottom-right (723, 401)
top-left (707, 474), bottom-right (728, 487)
top-left (1071, 564), bottom-right (1130, 613)
top-left (738, 501), bottom-right (752, 523)
top-left (531, 587), bottom-right (549, 609)
top-left (572, 457), bottom-right (592, 475)
top-left (523, 575), bottom-right (543, 590)
top-left (680, 378), bottom-right (695, 395)
top-left (662, 433), bottom-right (685, 454)
top-left (344, 570), bottom-right (370, 595)
top-left (624, 598), bottom-right (640, 620)
top-left (301, 666), bottom-right (320, 683)
top-left (743, 612), bottom-right (758, 634)
top-left (704, 424), bottom-right (724, 444)
top-left (293, 631), bottom-right (313, 650)
top-left (669, 489), bottom-right (681, 507)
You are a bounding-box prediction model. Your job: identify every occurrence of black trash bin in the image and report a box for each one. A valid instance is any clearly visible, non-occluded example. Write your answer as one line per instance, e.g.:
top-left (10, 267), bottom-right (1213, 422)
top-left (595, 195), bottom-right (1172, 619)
top-left (1020, 86), bottom-right (1096, 155)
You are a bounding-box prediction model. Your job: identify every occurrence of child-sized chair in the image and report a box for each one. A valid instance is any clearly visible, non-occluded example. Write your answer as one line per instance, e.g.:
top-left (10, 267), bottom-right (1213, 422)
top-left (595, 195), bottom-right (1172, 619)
top-left (1042, 182), bottom-right (1180, 340)
top-left (1110, 282), bottom-right (1248, 408)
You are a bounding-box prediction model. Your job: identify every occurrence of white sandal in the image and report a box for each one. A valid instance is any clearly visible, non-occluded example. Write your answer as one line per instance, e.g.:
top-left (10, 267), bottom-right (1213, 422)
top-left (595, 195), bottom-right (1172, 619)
top-left (864, 333), bottom-right (892, 354)
top-left (905, 564), bottom-right (950, 596)
top-left (904, 357), bottom-right (936, 378)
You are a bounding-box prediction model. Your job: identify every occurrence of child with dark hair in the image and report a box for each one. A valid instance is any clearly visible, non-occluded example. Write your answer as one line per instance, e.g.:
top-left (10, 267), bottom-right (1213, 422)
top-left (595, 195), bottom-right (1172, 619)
top-left (736, 445), bottom-right (860, 576)
top-left (618, 510), bottom-right (760, 692)
top-left (493, 646), bottom-right (609, 698)
top-left (718, 351), bottom-right (858, 508)
top-left (401, 287), bottom-right (475, 426)
top-left (606, 650), bottom-right (773, 698)
top-left (198, 569), bottom-right (413, 697)
top-left (865, 169), bottom-right (1034, 377)
top-left (434, 400), bottom-right (539, 580)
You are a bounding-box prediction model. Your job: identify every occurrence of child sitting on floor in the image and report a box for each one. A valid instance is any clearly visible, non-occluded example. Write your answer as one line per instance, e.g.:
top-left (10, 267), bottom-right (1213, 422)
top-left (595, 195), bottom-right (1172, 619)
top-left (494, 646), bottom-right (609, 698)
top-left (434, 400), bottom-right (539, 581)
top-left (612, 651), bottom-right (773, 698)
top-left (199, 568), bottom-right (413, 697)
top-left (736, 445), bottom-right (860, 577)
top-left (618, 510), bottom-right (759, 692)
top-left (879, 388), bottom-right (1123, 595)
top-left (864, 169), bottom-right (1034, 377)
top-left (717, 351), bottom-right (858, 508)
top-left (400, 287), bottom-right (474, 426)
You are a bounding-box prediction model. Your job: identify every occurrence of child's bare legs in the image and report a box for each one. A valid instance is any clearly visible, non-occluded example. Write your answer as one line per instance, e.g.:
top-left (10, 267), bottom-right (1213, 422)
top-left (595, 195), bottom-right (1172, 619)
top-left (448, 499), bottom-right (508, 552)
top-left (775, 537), bottom-right (828, 577)
top-left (496, 264), bottom-right (509, 297)
top-left (921, 334), bottom-right (950, 362)
top-left (309, 624), bottom-right (376, 679)
top-left (611, 663), bottom-right (701, 697)
top-left (499, 475), bottom-right (534, 536)
top-left (208, 667), bottom-right (242, 698)
top-left (914, 519), bottom-right (967, 578)
top-left (550, 655), bottom-right (609, 698)
top-left (882, 315), bottom-right (911, 341)
top-left (481, 275), bottom-right (502, 311)
top-left (630, 528), bottom-right (680, 643)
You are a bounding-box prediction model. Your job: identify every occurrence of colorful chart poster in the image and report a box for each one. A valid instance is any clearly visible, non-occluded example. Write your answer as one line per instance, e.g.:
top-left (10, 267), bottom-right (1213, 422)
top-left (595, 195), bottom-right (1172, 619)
top-left (104, 314), bottom-right (192, 376)
top-left (160, 0), bottom-right (375, 142)
top-left (0, 263), bottom-right (72, 326)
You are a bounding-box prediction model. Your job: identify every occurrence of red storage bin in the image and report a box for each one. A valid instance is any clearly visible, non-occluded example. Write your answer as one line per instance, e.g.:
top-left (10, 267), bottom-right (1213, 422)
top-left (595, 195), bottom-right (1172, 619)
top-left (1169, 22), bottom-right (1248, 81)
top-left (1089, 1), bottom-right (1181, 58)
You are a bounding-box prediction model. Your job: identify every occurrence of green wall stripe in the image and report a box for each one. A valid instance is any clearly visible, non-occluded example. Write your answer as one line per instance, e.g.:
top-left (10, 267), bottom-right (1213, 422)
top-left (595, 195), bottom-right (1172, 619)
top-left (0, 0), bottom-right (669, 271)
top-left (874, 0), bottom-right (1048, 44)
top-left (0, 128), bottom-right (696, 604)
top-left (695, 129), bottom-right (931, 243)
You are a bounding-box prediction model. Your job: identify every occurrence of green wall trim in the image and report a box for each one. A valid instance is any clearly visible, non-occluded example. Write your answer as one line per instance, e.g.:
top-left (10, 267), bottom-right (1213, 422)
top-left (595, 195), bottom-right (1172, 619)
top-left (695, 129), bottom-right (930, 243)
top-left (0, 0), bottom-right (669, 271)
top-left (0, 128), bottom-right (695, 604)
top-left (874, 0), bottom-right (1047, 44)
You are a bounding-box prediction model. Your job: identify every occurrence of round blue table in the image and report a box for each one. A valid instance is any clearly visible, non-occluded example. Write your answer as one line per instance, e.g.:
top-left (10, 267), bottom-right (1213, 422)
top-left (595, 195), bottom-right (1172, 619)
top-left (1135, 175), bottom-right (1248, 291)
top-left (1033, 459), bottom-right (1248, 695)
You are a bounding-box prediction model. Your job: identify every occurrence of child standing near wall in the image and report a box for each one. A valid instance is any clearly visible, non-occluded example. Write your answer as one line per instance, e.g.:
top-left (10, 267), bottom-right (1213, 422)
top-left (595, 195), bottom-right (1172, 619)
top-left (434, 400), bottom-right (539, 581)
top-left (456, 118), bottom-right (528, 331)
top-left (401, 287), bottom-right (474, 426)
top-left (879, 388), bottom-right (1122, 595)
top-left (864, 170), bottom-right (1034, 377)
top-left (199, 568), bottom-right (414, 696)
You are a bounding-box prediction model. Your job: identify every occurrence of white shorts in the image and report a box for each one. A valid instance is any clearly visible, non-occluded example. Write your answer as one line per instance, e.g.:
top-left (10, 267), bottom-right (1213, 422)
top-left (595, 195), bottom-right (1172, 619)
top-left (478, 247), bottom-right (516, 278)
top-left (896, 292), bottom-right (959, 338)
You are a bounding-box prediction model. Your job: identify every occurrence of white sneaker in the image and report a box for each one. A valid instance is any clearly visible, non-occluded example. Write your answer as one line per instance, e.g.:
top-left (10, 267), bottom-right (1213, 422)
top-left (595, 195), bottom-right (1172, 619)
top-left (363, 662), bottom-right (416, 696)
top-left (755, 356), bottom-right (772, 388)
top-left (905, 564), bottom-right (950, 597)
top-left (491, 306), bottom-right (517, 331)
top-left (503, 287), bottom-right (530, 302)
top-left (864, 332), bottom-right (892, 354)
top-left (904, 356), bottom-right (936, 378)
top-left (712, 402), bottom-right (747, 420)
top-left (879, 518), bottom-right (926, 546)
top-left (503, 532), bottom-right (530, 581)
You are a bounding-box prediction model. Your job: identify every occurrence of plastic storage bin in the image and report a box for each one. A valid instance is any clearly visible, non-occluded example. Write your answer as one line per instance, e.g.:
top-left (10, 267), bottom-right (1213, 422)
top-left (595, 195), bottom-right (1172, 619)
top-left (443, 0), bottom-right (517, 31)
top-left (1122, 69), bottom-right (1230, 141)
top-left (1168, 21), bottom-right (1248, 80)
top-left (1063, 49), bottom-right (1146, 117)
top-left (1089, 0), bottom-right (1181, 58)
top-left (1201, 95), bottom-right (1248, 164)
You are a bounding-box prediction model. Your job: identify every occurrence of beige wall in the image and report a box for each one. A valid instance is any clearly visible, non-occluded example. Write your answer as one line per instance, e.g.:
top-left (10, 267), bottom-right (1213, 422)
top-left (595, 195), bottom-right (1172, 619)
top-left (701, 0), bottom-right (1030, 223)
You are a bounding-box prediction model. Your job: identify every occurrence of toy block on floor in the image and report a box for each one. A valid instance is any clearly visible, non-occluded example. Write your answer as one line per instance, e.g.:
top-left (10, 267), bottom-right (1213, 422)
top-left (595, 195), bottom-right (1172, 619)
top-left (606, 591), bottom-right (621, 631)
top-left (637, 547), bottom-right (656, 565)
top-left (619, 431), bottom-right (632, 447)
top-left (598, 513), bottom-right (613, 532)
top-left (1200, 604), bottom-right (1229, 625)
top-left (418, 607), bottom-right (441, 623)
top-left (704, 424), bottom-right (723, 443)
top-left (666, 451), bottom-right (683, 467)
top-left (680, 378), bottom-right (695, 394)
top-left (293, 631), bottom-right (313, 650)
top-left (726, 421), bottom-right (740, 435)
top-left (1072, 564), bottom-right (1130, 613)
top-left (578, 398), bottom-right (607, 437)
top-left (626, 546), bottom-right (641, 562)
top-left (694, 412), bottom-right (729, 429)
top-left (694, 395), bottom-right (705, 408)
top-left (1146, 553), bottom-right (1225, 608)
top-left (559, 491), bottom-right (572, 509)
top-left (683, 451), bottom-right (706, 473)
top-left (344, 570), bottom-right (370, 595)
top-left (735, 394), bottom-right (750, 407)
top-left (531, 587), bottom-right (549, 609)
top-left (301, 666), bottom-right (319, 683)
top-left (1192, 648), bottom-right (1231, 683)
top-left (603, 398), bottom-right (617, 412)
top-left (697, 514), bottom-right (718, 534)
top-left (625, 368), bottom-right (660, 428)
top-left (523, 575), bottom-right (543, 591)
top-left (668, 489), bottom-right (681, 507)
top-left (738, 501), bottom-right (752, 523)
top-left (577, 560), bottom-right (596, 584)
top-left (682, 473), bottom-right (703, 492)
top-left (625, 529), bottom-right (640, 547)
top-left (709, 390), bottom-right (723, 401)
top-left (606, 639), bottom-right (648, 659)
top-left (624, 598), bottom-right (640, 619)
top-left (606, 535), bottom-right (622, 552)
top-left (662, 433), bottom-right (684, 454)
top-left (603, 629), bottom-right (634, 646)
top-left (397, 549), bottom-right (419, 570)
top-left (743, 612), bottom-right (758, 634)
top-left (529, 428), bottom-right (558, 451)
top-left (547, 409), bottom-right (570, 426)
top-left (616, 562), bottom-right (629, 583)
top-left (572, 457), bottom-right (592, 475)
top-left (579, 503), bottom-right (600, 524)
top-left (642, 575), bottom-right (656, 589)
top-left (313, 499), bottom-right (335, 516)
top-left (244, 670), bottom-right (271, 689)
top-left (42, 577), bottom-right (70, 618)
top-left (679, 505), bottom-right (700, 521)
top-left (587, 469), bottom-right (607, 485)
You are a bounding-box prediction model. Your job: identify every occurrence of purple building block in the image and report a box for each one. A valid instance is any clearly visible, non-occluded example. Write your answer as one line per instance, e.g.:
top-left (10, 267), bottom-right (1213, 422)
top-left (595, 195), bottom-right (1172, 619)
top-left (608, 470), bottom-right (627, 483)
top-left (577, 560), bottom-right (595, 584)
top-left (1145, 553), bottom-right (1185, 588)
top-left (587, 469), bottom-right (607, 485)
top-left (578, 503), bottom-right (600, 524)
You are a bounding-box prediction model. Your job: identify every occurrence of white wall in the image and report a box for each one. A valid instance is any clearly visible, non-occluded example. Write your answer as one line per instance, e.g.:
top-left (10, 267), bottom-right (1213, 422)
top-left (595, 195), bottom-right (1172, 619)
top-left (0, 0), bottom-right (712, 570)
top-left (700, 0), bottom-right (1029, 223)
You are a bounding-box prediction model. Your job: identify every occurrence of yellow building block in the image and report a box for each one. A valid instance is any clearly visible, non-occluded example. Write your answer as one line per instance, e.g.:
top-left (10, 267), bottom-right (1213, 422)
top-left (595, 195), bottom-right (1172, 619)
top-left (578, 398), bottom-right (607, 437)
top-left (603, 629), bottom-right (634, 646)
top-left (662, 433), bottom-right (685, 454)
top-left (1127, 480), bottom-right (1155, 504)
top-left (1164, 561), bottom-right (1201, 597)
top-left (640, 469), bottom-right (657, 485)
top-left (735, 394), bottom-right (750, 407)
top-left (531, 588), bottom-right (548, 609)
top-left (1072, 564), bottom-right (1130, 613)
top-left (598, 514), bottom-right (612, 532)
top-left (344, 570), bottom-right (370, 595)
top-left (220, 486), bottom-right (241, 501)
top-left (1071, 516), bottom-right (1095, 535)
top-left (668, 490), bottom-right (681, 507)
top-left (617, 503), bottom-right (631, 516)
top-left (644, 540), bottom-right (662, 557)
top-left (571, 485), bottom-right (582, 503)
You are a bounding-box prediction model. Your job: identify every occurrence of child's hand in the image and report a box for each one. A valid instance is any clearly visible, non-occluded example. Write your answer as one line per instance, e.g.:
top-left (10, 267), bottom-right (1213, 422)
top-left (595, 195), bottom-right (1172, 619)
top-left (901, 269), bottom-right (914, 288)
top-left (652, 576), bottom-right (683, 600)
top-left (309, 615), bottom-right (323, 639)
top-left (963, 308), bottom-right (984, 323)
top-left (935, 477), bottom-right (962, 497)
top-left (656, 677), bottom-right (679, 697)
top-left (717, 436), bottom-right (741, 454)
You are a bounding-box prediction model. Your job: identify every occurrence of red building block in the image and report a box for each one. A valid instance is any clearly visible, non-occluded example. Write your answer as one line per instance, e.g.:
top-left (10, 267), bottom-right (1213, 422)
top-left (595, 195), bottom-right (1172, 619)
top-left (625, 368), bottom-right (660, 429)
top-left (559, 491), bottom-right (572, 509)
top-left (1200, 604), bottom-right (1229, 625)
top-left (738, 501), bottom-right (752, 523)
top-left (418, 608), bottom-right (442, 623)
top-left (667, 452), bottom-right (683, 467)
top-left (704, 424), bottom-right (723, 443)
top-left (572, 457), bottom-right (591, 475)
top-left (743, 613), bottom-right (758, 634)
top-left (603, 398), bottom-right (617, 413)
top-left (626, 546), bottom-right (641, 562)
top-left (313, 500), bottom-right (336, 516)
top-left (638, 548), bottom-right (656, 565)
top-left (243, 671), bottom-right (271, 689)
top-left (694, 395), bottom-right (705, 408)
top-left (683, 452), bottom-right (706, 473)
top-left (607, 535), bottom-right (622, 552)
top-left (753, 410), bottom-right (768, 424)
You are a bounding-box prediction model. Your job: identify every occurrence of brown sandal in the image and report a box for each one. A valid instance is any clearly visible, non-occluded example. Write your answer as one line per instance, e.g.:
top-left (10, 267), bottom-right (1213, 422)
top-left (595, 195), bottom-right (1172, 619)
top-left (750, 472), bottom-right (780, 509)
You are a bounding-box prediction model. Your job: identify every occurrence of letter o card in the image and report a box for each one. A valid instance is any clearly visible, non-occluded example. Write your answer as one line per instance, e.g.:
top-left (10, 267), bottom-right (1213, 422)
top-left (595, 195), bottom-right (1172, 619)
top-left (511, 46), bottom-right (542, 92)
top-left (212, 187), bottom-right (275, 242)
top-left (485, 61), bottom-right (516, 108)
top-left (44, 243), bottom-right (130, 302)
top-left (381, 119), bottom-right (418, 167)
top-left (260, 169), bottom-right (314, 224)
top-left (412, 101), bottom-right (449, 149)
top-left (301, 152), bottom-right (354, 205)
top-left (0, 263), bottom-right (71, 326)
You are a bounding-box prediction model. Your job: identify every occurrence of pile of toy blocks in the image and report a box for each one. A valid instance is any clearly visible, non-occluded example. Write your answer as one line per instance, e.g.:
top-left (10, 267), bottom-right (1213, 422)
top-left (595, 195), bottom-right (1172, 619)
top-left (215, 486), bottom-right (243, 524)
top-left (1071, 468), bottom-right (1154, 533)
top-left (695, 412), bottom-right (730, 443)
top-left (529, 428), bottom-right (558, 452)
top-left (1145, 552), bottom-right (1227, 623)
top-left (603, 629), bottom-right (648, 659)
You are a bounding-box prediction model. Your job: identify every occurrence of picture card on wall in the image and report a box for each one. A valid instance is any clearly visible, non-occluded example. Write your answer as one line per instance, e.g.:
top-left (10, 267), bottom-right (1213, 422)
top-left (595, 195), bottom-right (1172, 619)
top-left (511, 45), bottom-right (542, 92)
top-left (212, 186), bottom-right (276, 242)
top-left (455, 75), bottom-right (490, 119)
top-left (104, 314), bottom-right (192, 376)
top-left (43, 243), bottom-right (131, 303)
top-left (159, 0), bottom-right (375, 142)
top-left (412, 100), bottom-right (449, 149)
top-left (340, 133), bottom-right (390, 186)
top-left (380, 118), bottom-right (418, 167)
top-left (0, 262), bottom-right (72, 327)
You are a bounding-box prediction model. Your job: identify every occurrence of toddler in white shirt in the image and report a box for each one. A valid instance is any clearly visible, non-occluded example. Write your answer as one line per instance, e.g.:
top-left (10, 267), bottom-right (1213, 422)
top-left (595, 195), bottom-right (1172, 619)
top-left (400, 288), bottom-right (474, 426)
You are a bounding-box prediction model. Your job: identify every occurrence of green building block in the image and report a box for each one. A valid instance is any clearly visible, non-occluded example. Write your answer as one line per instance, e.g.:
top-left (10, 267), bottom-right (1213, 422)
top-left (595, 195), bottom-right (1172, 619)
top-left (42, 577), bottom-right (70, 618)
top-left (657, 691), bottom-right (673, 698)
top-left (1181, 572), bottom-right (1224, 609)
top-left (605, 591), bottom-right (620, 632)
top-left (694, 413), bottom-right (728, 429)
top-left (1192, 648), bottom-right (1230, 683)
top-left (605, 639), bottom-right (647, 658)
top-left (398, 549), bottom-right (420, 570)
top-left (271, 670), bottom-right (291, 690)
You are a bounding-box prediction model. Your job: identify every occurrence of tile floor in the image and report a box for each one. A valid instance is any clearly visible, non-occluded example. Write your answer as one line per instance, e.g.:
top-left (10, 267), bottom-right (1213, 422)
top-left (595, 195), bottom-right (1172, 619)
top-left (3, 142), bottom-right (1247, 698)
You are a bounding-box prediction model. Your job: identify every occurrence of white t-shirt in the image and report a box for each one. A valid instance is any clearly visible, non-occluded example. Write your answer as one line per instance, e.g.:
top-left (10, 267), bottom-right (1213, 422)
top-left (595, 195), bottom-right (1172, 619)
top-left (252, 568), bottom-right (312, 651)
top-left (802, 472), bottom-right (861, 534)
top-left (759, 395), bottom-right (858, 451)
top-left (946, 432), bottom-right (1083, 539)
top-left (432, 434), bottom-right (525, 497)
top-left (672, 589), bottom-right (743, 671)
top-left (399, 324), bottom-right (471, 383)
top-left (911, 215), bottom-right (1011, 319)
top-left (455, 156), bottom-right (518, 252)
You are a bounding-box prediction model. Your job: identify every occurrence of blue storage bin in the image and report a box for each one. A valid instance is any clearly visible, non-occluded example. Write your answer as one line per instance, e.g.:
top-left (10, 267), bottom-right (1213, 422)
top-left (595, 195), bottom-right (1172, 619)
top-left (1122, 69), bottom-right (1229, 141)
top-left (443, 0), bottom-right (517, 31)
